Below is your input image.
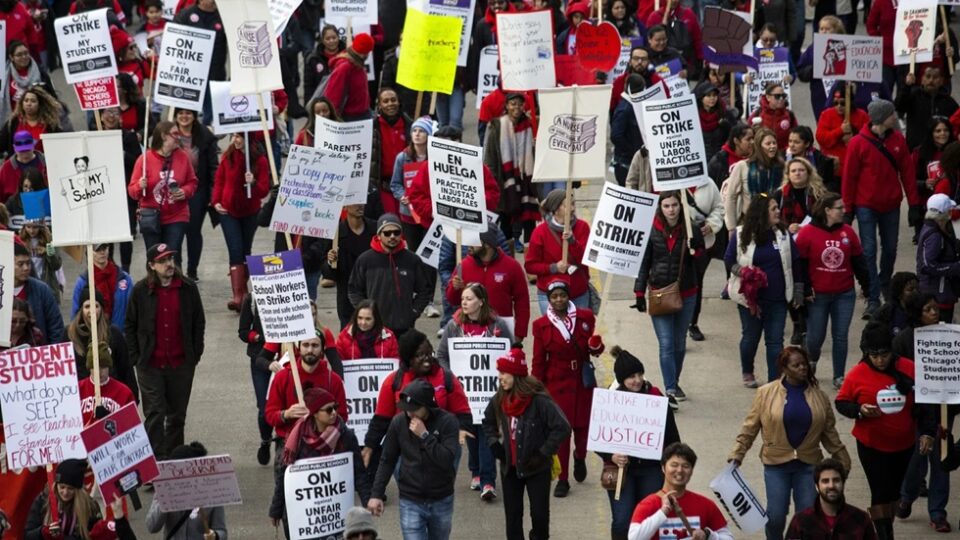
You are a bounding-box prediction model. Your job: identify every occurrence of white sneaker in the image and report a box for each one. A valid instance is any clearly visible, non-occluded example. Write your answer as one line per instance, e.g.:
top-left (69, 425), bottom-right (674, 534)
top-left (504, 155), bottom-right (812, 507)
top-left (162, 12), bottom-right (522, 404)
top-left (437, 328), bottom-right (444, 338)
top-left (424, 304), bottom-right (440, 318)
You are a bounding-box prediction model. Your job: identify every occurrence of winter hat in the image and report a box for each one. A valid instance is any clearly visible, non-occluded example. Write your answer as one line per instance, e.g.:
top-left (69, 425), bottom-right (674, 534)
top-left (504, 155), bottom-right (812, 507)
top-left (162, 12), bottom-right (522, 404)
top-left (497, 347), bottom-right (528, 377)
top-left (867, 99), bottom-right (896, 125)
top-left (55, 459), bottom-right (87, 488)
top-left (78, 287), bottom-right (107, 311)
top-left (85, 340), bottom-right (114, 371)
top-left (540, 188), bottom-right (567, 215)
top-left (546, 276), bottom-right (570, 295)
top-left (398, 378), bottom-right (438, 410)
top-left (478, 223), bottom-right (499, 248)
top-left (169, 441), bottom-right (208, 460)
top-left (110, 26), bottom-right (135, 56)
top-left (612, 345), bottom-right (645, 384)
top-left (376, 213), bottom-right (402, 234)
top-left (398, 328), bottom-right (428, 366)
top-left (344, 507), bottom-right (378, 537)
top-left (351, 33), bottom-right (375, 56)
top-left (411, 116), bottom-right (434, 136)
top-left (860, 320), bottom-right (893, 354)
top-left (303, 386), bottom-right (336, 416)
top-left (927, 193), bottom-right (957, 214)
top-left (434, 125), bottom-right (462, 141)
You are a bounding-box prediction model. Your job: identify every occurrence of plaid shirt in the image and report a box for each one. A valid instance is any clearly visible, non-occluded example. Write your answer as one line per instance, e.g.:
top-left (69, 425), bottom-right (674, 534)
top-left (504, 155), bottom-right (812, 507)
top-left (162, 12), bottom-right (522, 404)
top-left (785, 500), bottom-right (878, 540)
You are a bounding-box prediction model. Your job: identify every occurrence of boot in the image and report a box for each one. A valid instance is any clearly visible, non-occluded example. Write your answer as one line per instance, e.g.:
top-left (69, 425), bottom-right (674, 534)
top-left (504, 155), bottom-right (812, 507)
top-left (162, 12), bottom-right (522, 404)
top-left (870, 504), bottom-right (894, 540)
top-left (611, 532), bottom-right (629, 540)
top-left (228, 264), bottom-right (248, 312)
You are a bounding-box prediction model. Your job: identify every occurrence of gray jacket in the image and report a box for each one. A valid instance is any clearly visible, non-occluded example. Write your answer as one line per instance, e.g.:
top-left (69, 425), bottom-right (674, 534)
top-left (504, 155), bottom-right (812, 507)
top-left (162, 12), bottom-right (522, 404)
top-left (145, 499), bottom-right (227, 540)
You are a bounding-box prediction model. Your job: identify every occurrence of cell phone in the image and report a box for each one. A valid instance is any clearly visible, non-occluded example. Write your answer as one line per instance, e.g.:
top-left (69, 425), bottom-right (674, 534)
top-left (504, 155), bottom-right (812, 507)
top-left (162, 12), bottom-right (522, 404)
top-left (168, 180), bottom-right (180, 190)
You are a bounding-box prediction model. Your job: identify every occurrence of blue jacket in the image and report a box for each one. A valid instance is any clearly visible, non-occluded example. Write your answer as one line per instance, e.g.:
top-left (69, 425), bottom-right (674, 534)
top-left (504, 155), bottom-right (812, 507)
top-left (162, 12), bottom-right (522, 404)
top-left (71, 269), bottom-right (134, 329)
top-left (611, 98), bottom-right (643, 165)
top-left (23, 277), bottom-right (64, 343)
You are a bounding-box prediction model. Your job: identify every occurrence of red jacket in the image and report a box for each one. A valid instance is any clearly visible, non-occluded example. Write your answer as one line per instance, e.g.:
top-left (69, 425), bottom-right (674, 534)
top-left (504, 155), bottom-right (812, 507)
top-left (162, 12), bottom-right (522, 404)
top-left (532, 308), bottom-right (595, 429)
top-left (836, 357), bottom-right (916, 452)
top-left (323, 56), bottom-right (370, 119)
top-left (373, 364), bottom-right (471, 419)
top-left (524, 219), bottom-right (591, 299)
top-left (128, 148), bottom-right (198, 224)
top-left (264, 359), bottom-right (348, 438)
top-left (336, 325), bottom-right (399, 360)
top-left (866, 0), bottom-right (897, 66)
top-left (0, 154), bottom-right (44, 202)
top-left (815, 106), bottom-right (869, 174)
top-left (747, 95), bottom-right (797, 149)
top-left (407, 160), bottom-right (501, 227)
top-left (842, 125), bottom-right (919, 213)
top-left (446, 248), bottom-right (531, 339)
top-left (211, 149), bottom-right (270, 218)
top-left (0, 3), bottom-right (40, 52)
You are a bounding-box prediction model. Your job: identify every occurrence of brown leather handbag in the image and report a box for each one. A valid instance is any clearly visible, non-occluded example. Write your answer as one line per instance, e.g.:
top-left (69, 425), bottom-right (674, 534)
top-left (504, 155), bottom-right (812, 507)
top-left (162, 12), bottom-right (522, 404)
top-left (647, 242), bottom-right (686, 316)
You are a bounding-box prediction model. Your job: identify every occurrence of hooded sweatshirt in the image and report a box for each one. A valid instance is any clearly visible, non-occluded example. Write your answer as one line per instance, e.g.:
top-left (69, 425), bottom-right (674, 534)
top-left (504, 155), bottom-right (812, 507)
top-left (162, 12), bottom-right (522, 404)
top-left (347, 237), bottom-right (431, 332)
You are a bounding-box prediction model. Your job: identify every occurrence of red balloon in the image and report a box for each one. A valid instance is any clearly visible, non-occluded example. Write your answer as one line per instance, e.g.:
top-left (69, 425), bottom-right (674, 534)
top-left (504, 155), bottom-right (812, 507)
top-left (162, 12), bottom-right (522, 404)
top-left (575, 21), bottom-right (622, 72)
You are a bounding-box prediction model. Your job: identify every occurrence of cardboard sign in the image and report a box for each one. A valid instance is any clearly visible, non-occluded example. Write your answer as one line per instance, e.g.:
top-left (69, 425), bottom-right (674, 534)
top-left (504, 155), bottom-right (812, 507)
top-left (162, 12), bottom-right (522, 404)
top-left (209, 81), bottom-right (274, 135)
top-left (285, 453), bottom-right (355, 540)
top-left (247, 250), bottom-right (315, 343)
top-left (55, 8), bottom-right (117, 84)
top-left (476, 45), bottom-right (500, 109)
top-left (576, 21), bottom-right (621, 72)
top-left (497, 10), bottom-right (556, 90)
top-left (321, 17), bottom-right (375, 81)
top-left (327, 0), bottom-right (377, 21)
top-left (812, 34), bottom-right (883, 83)
top-left (81, 402), bottom-right (159, 502)
top-left (153, 23), bottom-right (217, 110)
top-left (584, 184), bottom-right (657, 277)
top-left (914, 325), bottom-right (960, 404)
top-left (396, 9), bottom-right (462, 93)
top-left (0, 231), bottom-right (12, 346)
top-left (0, 343), bottom-right (85, 469)
top-left (448, 337), bottom-right (510, 423)
top-left (586, 388), bottom-right (669, 460)
top-left (533, 85), bottom-right (611, 182)
top-left (269, 144), bottom-right (352, 239)
top-left (745, 47), bottom-right (791, 117)
top-left (42, 131), bottom-right (133, 246)
top-left (409, 0), bottom-right (475, 66)
top-left (153, 455), bottom-right (243, 512)
top-left (314, 116), bottom-right (373, 205)
top-left (269, 0), bottom-right (303, 34)
top-left (709, 463), bottom-right (768, 534)
top-left (428, 137), bottom-right (486, 232)
top-left (642, 97), bottom-right (709, 191)
top-left (342, 358), bottom-right (399, 441)
top-left (72, 76), bottom-right (119, 111)
top-left (702, 7), bottom-right (757, 69)
top-left (894, 0), bottom-right (937, 65)
top-left (218, 0), bottom-right (284, 94)
top-left (622, 80), bottom-right (668, 135)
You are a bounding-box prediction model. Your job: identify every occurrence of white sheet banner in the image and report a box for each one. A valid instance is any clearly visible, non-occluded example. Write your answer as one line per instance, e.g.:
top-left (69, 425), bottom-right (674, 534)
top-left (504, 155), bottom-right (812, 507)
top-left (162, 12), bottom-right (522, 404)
top-left (209, 81), bottom-right (274, 135)
top-left (327, 0), bottom-right (377, 21)
top-left (154, 455), bottom-right (243, 512)
top-left (914, 324), bottom-right (960, 404)
top-left (812, 34), bottom-right (883, 83)
top-left (314, 116), bottom-right (372, 205)
top-left (55, 8), bottom-right (117, 84)
top-left (448, 337), bottom-right (509, 423)
top-left (894, 0), bottom-right (937, 65)
top-left (411, 0), bottom-right (475, 66)
top-left (247, 250), bottom-right (315, 342)
top-left (429, 137), bottom-right (486, 232)
top-left (709, 463), bottom-right (768, 535)
top-left (586, 388), bottom-right (668, 460)
top-left (153, 23), bottom-right (216, 110)
top-left (342, 358), bottom-right (398, 441)
top-left (642, 97), bottom-right (710, 191)
top-left (534, 85), bottom-right (612, 182)
top-left (0, 231), bottom-right (13, 347)
top-left (476, 45), bottom-right (499, 109)
top-left (269, 144), bottom-right (351, 239)
top-left (584, 184), bottom-right (657, 277)
top-left (496, 10), bottom-right (556, 90)
top-left (285, 454), bottom-right (355, 540)
top-left (218, 0), bottom-right (284, 94)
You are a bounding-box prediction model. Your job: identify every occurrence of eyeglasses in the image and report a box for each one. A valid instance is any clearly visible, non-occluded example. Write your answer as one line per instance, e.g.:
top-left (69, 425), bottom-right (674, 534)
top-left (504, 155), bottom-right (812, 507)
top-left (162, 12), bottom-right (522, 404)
top-left (769, 94), bottom-right (787, 100)
top-left (381, 229), bottom-right (401, 237)
top-left (319, 404), bottom-right (338, 414)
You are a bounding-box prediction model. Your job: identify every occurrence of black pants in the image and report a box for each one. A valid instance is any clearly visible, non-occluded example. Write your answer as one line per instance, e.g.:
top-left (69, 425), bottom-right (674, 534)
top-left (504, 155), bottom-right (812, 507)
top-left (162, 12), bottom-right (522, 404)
top-left (690, 252), bottom-right (712, 326)
top-left (502, 467), bottom-right (551, 540)
top-left (857, 441), bottom-right (913, 506)
top-left (137, 362), bottom-right (196, 460)
top-left (402, 221), bottom-right (437, 303)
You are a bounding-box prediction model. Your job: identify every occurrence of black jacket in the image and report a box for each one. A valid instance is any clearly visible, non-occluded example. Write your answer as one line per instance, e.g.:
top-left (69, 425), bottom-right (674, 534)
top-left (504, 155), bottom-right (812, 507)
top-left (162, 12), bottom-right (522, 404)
top-left (482, 393), bottom-right (571, 478)
top-left (25, 491), bottom-right (137, 540)
top-left (348, 241), bottom-right (432, 332)
top-left (372, 408), bottom-right (460, 502)
top-left (895, 85), bottom-right (959, 149)
top-left (238, 293), bottom-right (266, 360)
top-left (124, 276), bottom-right (205, 367)
top-left (634, 220), bottom-right (704, 295)
top-left (174, 6), bottom-right (227, 81)
top-left (707, 147), bottom-right (735, 189)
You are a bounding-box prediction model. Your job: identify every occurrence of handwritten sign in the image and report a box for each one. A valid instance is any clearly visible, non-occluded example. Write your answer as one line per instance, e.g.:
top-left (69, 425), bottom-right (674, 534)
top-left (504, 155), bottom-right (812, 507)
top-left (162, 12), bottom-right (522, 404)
top-left (285, 454), bottom-right (355, 540)
top-left (448, 338), bottom-right (509, 423)
top-left (269, 0), bottom-right (303, 34)
top-left (269, 144), bottom-right (352, 239)
top-left (327, 0), bottom-right (377, 21)
top-left (586, 388), bottom-right (668, 460)
top-left (584, 184), bottom-right (657, 277)
top-left (218, 0), bottom-right (284, 94)
top-left (342, 359), bottom-right (398, 441)
top-left (0, 232), bottom-right (12, 347)
top-left (914, 324), bottom-right (960, 404)
top-left (745, 47), bottom-right (791, 117)
top-left (153, 455), bottom-right (243, 512)
top-left (812, 34), bottom-right (883, 83)
top-left (81, 402), bottom-right (159, 502)
top-left (396, 9), bottom-right (462, 93)
top-left (314, 116), bottom-right (372, 205)
top-left (410, 0), bottom-right (475, 66)
top-left (496, 10), bottom-right (556, 90)
top-left (247, 250), bottom-right (315, 343)
top-left (55, 8), bottom-right (117, 84)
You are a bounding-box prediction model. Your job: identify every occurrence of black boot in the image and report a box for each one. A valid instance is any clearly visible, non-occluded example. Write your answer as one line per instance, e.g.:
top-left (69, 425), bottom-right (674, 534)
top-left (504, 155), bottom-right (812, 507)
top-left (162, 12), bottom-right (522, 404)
top-left (873, 518), bottom-right (894, 540)
top-left (611, 532), bottom-right (629, 540)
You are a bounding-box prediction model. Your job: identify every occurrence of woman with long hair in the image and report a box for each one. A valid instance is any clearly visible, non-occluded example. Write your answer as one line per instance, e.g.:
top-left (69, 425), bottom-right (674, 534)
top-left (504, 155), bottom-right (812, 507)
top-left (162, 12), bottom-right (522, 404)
top-left (725, 195), bottom-right (803, 387)
top-left (113, 72), bottom-right (145, 133)
top-left (294, 96), bottom-right (342, 146)
top-left (302, 24), bottom-right (345, 101)
top-left (483, 346), bottom-right (570, 539)
top-left (336, 300), bottom-right (399, 360)
top-left (729, 346), bottom-right (850, 540)
top-left (67, 288), bottom-right (137, 400)
top-left (913, 118), bottom-right (954, 240)
top-left (19, 220), bottom-right (61, 302)
top-left (725, 127), bottom-right (785, 230)
top-left (525, 188), bottom-right (591, 314)
top-left (917, 193), bottom-right (960, 322)
top-left (172, 107), bottom-right (219, 281)
top-left (370, 87), bottom-right (410, 216)
top-left (606, 0), bottom-right (644, 39)
top-left (0, 85), bottom-right (61, 156)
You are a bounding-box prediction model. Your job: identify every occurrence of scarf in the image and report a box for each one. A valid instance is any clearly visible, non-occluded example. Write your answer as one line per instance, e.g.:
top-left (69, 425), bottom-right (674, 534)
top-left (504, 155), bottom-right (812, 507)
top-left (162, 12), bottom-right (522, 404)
top-left (747, 162), bottom-right (782, 196)
top-left (498, 115), bottom-right (535, 213)
top-left (699, 107), bottom-right (721, 131)
top-left (355, 328), bottom-right (377, 358)
top-left (0, 59), bottom-right (41, 121)
top-left (502, 392), bottom-right (532, 417)
top-left (282, 416), bottom-right (343, 465)
top-left (93, 262), bottom-right (117, 319)
top-left (546, 301), bottom-right (577, 342)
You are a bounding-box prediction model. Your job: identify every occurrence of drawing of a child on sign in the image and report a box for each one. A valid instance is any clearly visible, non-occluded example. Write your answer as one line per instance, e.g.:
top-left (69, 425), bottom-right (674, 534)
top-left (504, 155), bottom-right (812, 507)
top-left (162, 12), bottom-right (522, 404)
top-left (58, 156), bottom-right (111, 210)
top-left (823, 39), bottom-right (846, 76)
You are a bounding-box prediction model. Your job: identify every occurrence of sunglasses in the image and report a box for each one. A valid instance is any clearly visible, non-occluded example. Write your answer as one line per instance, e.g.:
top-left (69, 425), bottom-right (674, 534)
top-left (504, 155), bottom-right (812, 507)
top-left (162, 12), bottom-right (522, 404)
top-left (319, 404), bottom-right (338, 414)
top-left (381, 229), bottom-right (401, 237)
top-left (769, 94), bottom-right (787, 100)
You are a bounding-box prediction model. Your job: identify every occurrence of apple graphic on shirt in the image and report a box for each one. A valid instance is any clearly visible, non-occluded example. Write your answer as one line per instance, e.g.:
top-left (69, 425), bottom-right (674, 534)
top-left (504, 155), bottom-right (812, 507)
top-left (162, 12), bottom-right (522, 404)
top-left (876, 384), bottom-right (906, 415)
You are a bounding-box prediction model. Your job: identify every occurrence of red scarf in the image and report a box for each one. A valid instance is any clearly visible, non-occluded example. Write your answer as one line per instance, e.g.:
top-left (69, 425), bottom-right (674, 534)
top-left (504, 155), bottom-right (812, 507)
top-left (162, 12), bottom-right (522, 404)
top-left (502, 392), bottom-right (532, 417)
top-left (282, 417), bottom-right (343, 465)
top-left (93, 261), bottom-right (117, 319)
top-left (699, 107), bottom-right (720, 131)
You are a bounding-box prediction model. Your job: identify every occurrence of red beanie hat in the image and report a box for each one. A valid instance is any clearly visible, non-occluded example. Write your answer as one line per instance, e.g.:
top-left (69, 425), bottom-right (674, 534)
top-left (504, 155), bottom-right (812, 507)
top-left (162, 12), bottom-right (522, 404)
top-left (351, 33), bottom-right (375, 56)
top-left (496, 347), bottom-right (528, 377)
top-left (111, 26), bottom-right (135, 56)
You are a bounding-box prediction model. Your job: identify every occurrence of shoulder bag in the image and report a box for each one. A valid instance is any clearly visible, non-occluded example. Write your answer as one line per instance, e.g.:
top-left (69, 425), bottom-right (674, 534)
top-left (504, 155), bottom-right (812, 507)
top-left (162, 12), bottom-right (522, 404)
top-left (647, 238), bottom-right (686, 316)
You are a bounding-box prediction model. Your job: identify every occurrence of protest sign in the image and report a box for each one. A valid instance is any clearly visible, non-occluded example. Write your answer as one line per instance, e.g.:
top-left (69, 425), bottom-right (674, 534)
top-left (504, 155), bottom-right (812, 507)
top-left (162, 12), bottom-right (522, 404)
top-left (448, 337), bottom-right (510, 423)
top-left (476, 45), bottom-right (499, 109)
top-left (0, 343), bottom-right (85, 469)
top-left (15, 190), bottom-right (51, 232)
top-left (575, 22), bottom-right (621, 71)
top-left (584, 184), bottom-right (657, 277)
top-left (81, 402), bottom-right (159, 502)
top-left (894, 0), bottom-right (937, 65)
top-left (556, 55), bottom-right (599, 86)
top-left (153, 23), bottom-right (216, 110)
top-left (218, 0), bottom-right (284, 94)
top-left (247, 250), bottom-right (314, 343)
top-left (641, 97), bottom-right (709, 191)
top-left (409, 0), bottom-right (475, 66)
top-left (606, 38), bottom-right (643, 82)
top-left (314, 116), bottom-right (372, 205)
top-left (321, 17), bottom-right (375, 81)
top-left (396, 9), bottom-right (462, 93)
top-left (622, 80), bottom-right (668, 135)
top-left (55, 8), bottom-right (117, 84)
top-left (702, 7), bottom-right (757, 70)
top-left (534, 85), bottom-right (611, 182)
top-left (153, 454), bottom-right (243, 512)
top-left (416, 219), bottom-right (445, 268)
top-left (72, 76), bottom-right (119, 111)
top-left (812, 34), bottom-right (883, 83)
top-left (42, 131), bottom-right (133, 246)
top-left (745, 47), bottom-right (791, 117)
top-left (209, 81), bottom-right (274, 135)
top-left (497, 10), bottom-right (556, 90)
top-left (342, 358), bottom-right (398, 441)
top-left (586, 388), bottom-right (669, 460)
top-left (654, 59), bottom-right (688, 98)
top-left (162, 0), bottom-right (177, 19)
top-left (269, 144), bottom-right (352, 239)
top-left (429, 137), bottom-right (486, 232)
top-left (709, 463), bottom-right (768, 535)
top-left (327, 0), bottom-right (377, 21)
top-left (914, 325), bottom-right (960, 404)
top-left (269, 0), bottom-right (303, 34)
top-left (0, 232), bottom-right (12, 346)
top-left (285, 453), bottom-right (355, 540)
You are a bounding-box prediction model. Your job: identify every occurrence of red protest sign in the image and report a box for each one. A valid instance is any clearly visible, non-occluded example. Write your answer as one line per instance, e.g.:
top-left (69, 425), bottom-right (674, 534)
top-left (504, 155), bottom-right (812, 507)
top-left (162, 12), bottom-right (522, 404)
top-left (555, 56), bottom-right (597, 86)
top-left (81, 402), bottom-right (159, 502)
top-left (575, 22), bottom-right (621, 72)
top-left (73, 77), bottom-right (119, 111)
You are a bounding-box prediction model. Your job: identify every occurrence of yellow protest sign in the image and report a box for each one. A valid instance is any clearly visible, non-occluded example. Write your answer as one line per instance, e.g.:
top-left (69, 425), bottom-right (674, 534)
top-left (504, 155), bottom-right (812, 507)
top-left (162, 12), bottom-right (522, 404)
top-left (396, 9), bottom-right (463, 94)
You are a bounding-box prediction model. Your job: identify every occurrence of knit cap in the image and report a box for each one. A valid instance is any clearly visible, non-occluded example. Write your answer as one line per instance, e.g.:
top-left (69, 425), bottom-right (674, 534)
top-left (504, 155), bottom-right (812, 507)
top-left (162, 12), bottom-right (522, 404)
top-left (411, 116), bottom-right (434, 136)
top-left (867, 99), bottom-right (896, 125)
top-left (612, 345), bottom-right (645, 384)
top-left (497, 347), bottom-right (528, 377)
top-left (344, 507), bottom-right (378, 536)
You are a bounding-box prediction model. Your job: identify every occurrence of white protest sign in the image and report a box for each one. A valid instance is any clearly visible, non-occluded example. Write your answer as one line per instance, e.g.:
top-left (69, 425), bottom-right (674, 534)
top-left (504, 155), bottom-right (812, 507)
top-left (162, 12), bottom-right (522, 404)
top-left (322, 17), bottom-right (376, 81)
top-left (153, 455), bottom-right (243, 512)
top-left (81, 402), bottom-right (159, 502)
top-left (709, 463), bottom-right (768, 535)
top-left (497, 10), bottom-right (556, 91)
top-left (42, 131), bottom-right (133, 246)
top-left (153, 23), bottom-right (216, 110)
top-left (269, 0), bottom-right (303, 34)
top-left (622, 80), bottom-right (668, 135)
top-left (584, 184), bottom-right (657, 277)
top-left (0, 343), bottom-right (85, 469)
top-left (642, 97), bottom-right (710, 191)
top-left (55, 8), bottom-right (117, 84)
top-left (665, 75), bottom-right (689, 98)
top-left (285, 454), bottom-right (355, 540)
top-left (218, 0), bottom-right (284, 94)
top-left (894, 0), bottom-right (937, 65)
top-left (342, 358), bottom-right (398, 441)
top-left (476, 45), bottom-right (499, 109)
top-left (448, 337), bottom-right (510, 423)
top-left (314, 116), bottom-right (372, 205)
top-left (745, 48), bottom-right (791, 117)
top-left (162, 0), bottom-right (177, 19)
top-left (411, 0), bottom-right (475, 66)
top-left (812, 34), bottom-right (883, 83)
top-left (586, 388), bottom-right (668, 460)
top-left (209, 81), bottom-right (274, 135)
top-left (914, 324), bottom-right (960, 404)
top-left (416, 219), bottom-right (445, 268)
top-left (0, 231), bottom-right (13, 346)
top-left (246, 251), bottom-right (315, 342)
top-left (429, 137), bottom-right (486, 232)
top-left (269, 144), bottom-right (352, 239)
top-left (534, 85), bottom-right (611, 182)
top-left (327, 0), bottom-right (377, 22)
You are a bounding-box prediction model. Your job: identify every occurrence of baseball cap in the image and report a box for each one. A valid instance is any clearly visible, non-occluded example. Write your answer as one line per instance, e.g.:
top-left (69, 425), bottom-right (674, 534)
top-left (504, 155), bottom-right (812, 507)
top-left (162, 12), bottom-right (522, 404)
top-left (13, 131), bottom-right (34, 152)
top-left (147, 243), bottom-right (177, 262)
top-left (397, 379), bottom-right (437, 411)
top-left (927, 193), bottom-right (957, 214)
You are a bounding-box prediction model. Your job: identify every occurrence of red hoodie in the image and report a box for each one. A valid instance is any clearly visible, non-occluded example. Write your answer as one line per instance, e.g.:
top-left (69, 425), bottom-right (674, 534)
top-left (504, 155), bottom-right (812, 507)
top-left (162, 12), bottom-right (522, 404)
top-left (407, 160), bottom-right (501, 227)
top-left (128, 148), bottom-right (198, 224)
top-left (323, 55), bottom-right (370, 119)
top-left (866, 0), bottom-right (897, 67)
top-left (336, 325), bottom-right (399, 360)
top-left (0, 3), bottom-right (39, 52)
top-left (211, 149), bottom-right (271, 217)
top-left (815, 105), bottom-right (870, 174)
top-left (374, 364), bottom-right (471, 419)
top-left (446, 248), bottom-right (531, 339)
top-left (265, 358), bottom-right (348, 438)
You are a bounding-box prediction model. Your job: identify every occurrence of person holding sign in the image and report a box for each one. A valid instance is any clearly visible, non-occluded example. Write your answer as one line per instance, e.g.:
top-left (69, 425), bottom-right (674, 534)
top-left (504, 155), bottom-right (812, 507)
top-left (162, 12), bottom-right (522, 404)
top-left (293, 96), bottom-right (341, 146)
top-left (0, 40), bottom-right (54, 123)
top-left (335, 300), bottom-right (399, 360)
top-left (814, 85), bottom-right (868, 192)
top-left (145, 442), bottom-right (228, 539)
top-left (526, 190), bottom-right (591, 314)
top-left (78, 340), bottom-right (136, 427)
top-left (746, 84), bottom-right (797, 150)
top-left (785, 459), bottom-right (879, 539)
top-left (302, 25), bottom-right (345, 103)
top-left (644, 0), bottom-right (702, 80)
top-left (172, 108), bottom-right (220, 283)
top-left (896, 67), bottom-right (958, 150)
top-left (482, 346), bottom-right (571, 540)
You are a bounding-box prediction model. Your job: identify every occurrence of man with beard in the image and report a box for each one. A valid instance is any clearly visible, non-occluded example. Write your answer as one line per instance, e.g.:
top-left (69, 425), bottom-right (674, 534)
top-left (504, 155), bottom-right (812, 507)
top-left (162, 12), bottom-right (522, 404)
top-left (785, 459), bottom-right (878, 539)
top-left (609, 46), bottom-right (651, 113)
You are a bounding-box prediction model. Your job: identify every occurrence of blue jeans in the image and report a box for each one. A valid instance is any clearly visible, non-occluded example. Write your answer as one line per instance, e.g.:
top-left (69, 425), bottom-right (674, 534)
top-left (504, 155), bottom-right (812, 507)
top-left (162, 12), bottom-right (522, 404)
top-left (738, 300), bottom-right (788, 381)
top-left (398, 494), bottom-right (454, 540)
top-left (537, 291), bottom-right (590, 315)
top-left (764, 460), bottom-right (817, 540)
top-left (219, 213), bottom-right (258, 265)
top-left (855, 206), bottom-right (900, 305)
top-left (142, 221), bottom-right (187, 267)
top-left (650, 295), bottom-right (696, 392)
top-left (304, 271), bottom-right (320, 301)
top-left (186, 185), bottom-right (211, 274)
top-left (902, 432), bottom-right (950, 521)
top-left (805, 288), bottom-right (856, 379)
top-left (436, 88), bottom-right (465, 131)
top-left (467, 425), bottom-right (496, 487)
top-left (608, 464), bottom-right (664, 535)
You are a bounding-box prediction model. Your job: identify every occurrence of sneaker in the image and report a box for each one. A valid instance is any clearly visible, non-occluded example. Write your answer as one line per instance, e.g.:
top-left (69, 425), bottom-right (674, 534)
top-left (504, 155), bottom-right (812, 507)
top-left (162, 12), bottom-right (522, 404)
top-left (480, 484), bottom-right (497, 501)
top-left (832, 377), bottom-right (844, 390)
top-left (256, 441), bottom-right (271, 466)
top-left (424, 304), bottom-right (440, 318)
top-left (666, 392), bottom-right (679, 410)
top-left (514, 239), bottom-right (525, 253)
top-left (553, 480), bottom-right (570, 498)
top-left (742, 374), bottom-right (759, 389)
top-left (930, 518), bottom-right (951, 533)
top-left (688, 325), bottom-right (705, 341)
top-left (862, 302), bottom-right (880, 321)
top-left (672, 387), bottom-right (687, 401)
top-left (896, 499), bottom-right (912, 519)
top-left (470, 476), bottom-right (481, 491)
top-left (574, 459), bottom-right (587, 483)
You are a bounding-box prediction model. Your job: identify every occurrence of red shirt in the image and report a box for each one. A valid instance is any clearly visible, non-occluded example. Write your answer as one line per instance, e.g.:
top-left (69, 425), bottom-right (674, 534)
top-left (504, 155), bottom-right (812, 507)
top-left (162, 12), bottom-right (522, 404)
top-left (631, 490), bottom-right (729, 538)
top-left (79, 377), bottom-right (135, 426)
top-left (836, 358), bottom-right (916, 452)
top-left (795, 223), bottom-right (863, 295)
top-left (374, 365), bottom-right (471, 418)
top-left (446, 248), bottom-right (531, 339)
top-left (377, 115), bottom-right (408, 179)
top-left (119, 104), bottom-right (139, 132)
top-left (150, 279), bottom-right (185, 368)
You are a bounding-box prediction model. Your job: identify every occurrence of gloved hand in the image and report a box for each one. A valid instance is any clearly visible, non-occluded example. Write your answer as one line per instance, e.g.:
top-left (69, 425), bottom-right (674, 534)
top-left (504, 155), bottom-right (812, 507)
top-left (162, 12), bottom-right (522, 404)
top-left (908, 205), bottom-right (924, 227)
top-left (588, 335), bottom-right (605, 356)
top-left (730, 263), bottom-right (743, 278)
top-left (632, 297), bottom-right (647, 313)
top-left (843, 212), bottom-right (855, 225)
top-left (688, 234), bottom-right (705, 251)
top-left (792, 283), bottom-right (806, 308)
top-left (491, 441), bottom-right (506, 462)
top-left (94, 405), bottom-right (109, 419)
top-left (521, 451), bottom-right (549, 472)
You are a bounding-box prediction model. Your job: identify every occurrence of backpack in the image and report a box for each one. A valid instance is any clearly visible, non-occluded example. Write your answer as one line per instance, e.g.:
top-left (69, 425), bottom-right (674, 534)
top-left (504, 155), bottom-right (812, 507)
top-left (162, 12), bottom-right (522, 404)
top-left (391, 367), bottom-right (455, 394)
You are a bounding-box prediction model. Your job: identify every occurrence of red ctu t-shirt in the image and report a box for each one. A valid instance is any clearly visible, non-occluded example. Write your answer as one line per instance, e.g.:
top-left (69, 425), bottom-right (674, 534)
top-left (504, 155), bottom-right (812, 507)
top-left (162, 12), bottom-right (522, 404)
top-left (795, 224), bottom-right (863, 295)
top-left (631, 490), bottom-right (728, 539)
